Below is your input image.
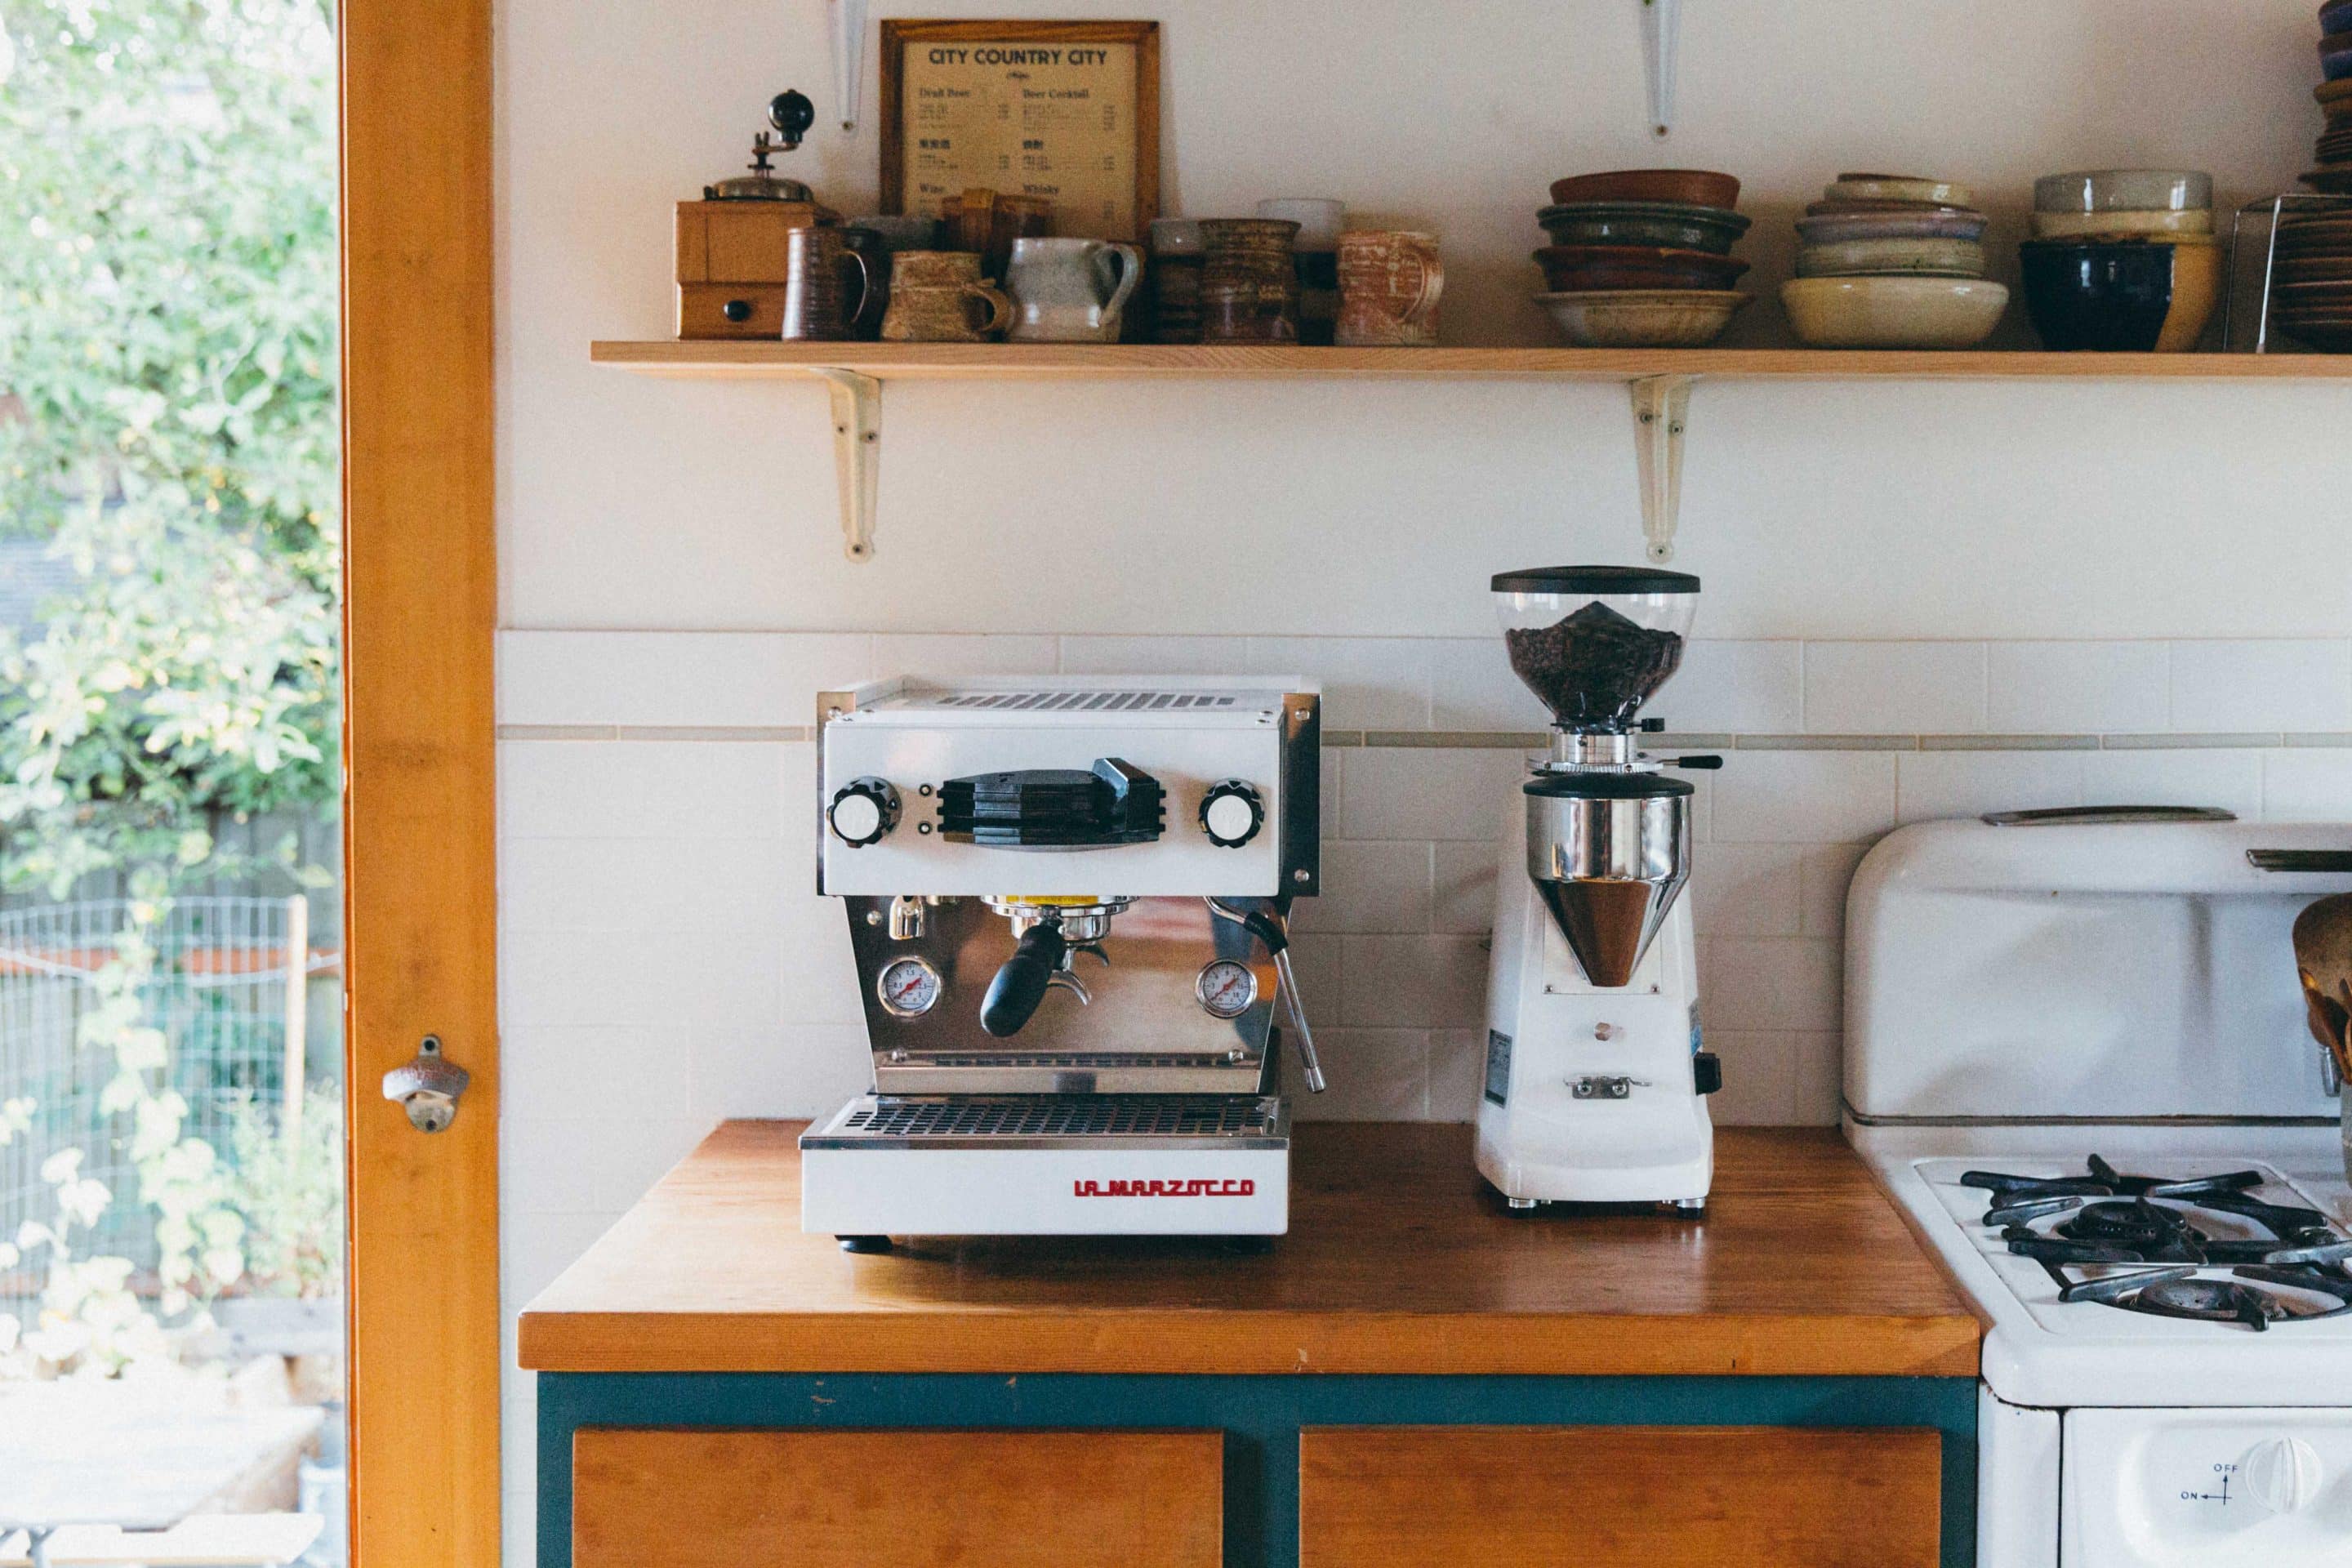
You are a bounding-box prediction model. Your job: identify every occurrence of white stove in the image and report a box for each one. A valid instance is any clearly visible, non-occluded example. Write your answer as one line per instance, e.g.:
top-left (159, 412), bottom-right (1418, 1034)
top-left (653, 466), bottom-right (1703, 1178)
top-left (1842, 817), bottom-right (2352, 1566)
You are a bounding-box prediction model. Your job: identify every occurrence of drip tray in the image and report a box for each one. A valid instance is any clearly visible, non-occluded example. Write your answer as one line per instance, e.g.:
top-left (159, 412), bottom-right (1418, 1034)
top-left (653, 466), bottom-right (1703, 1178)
top-left (803, 1094), bottom-right (1291, 1150)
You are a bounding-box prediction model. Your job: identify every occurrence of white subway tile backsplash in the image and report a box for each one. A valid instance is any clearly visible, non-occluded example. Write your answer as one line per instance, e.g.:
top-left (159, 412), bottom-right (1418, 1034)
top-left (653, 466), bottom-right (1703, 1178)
top-left (1702, 1031), bottom-right (1799, 1125)
top-left (2263, 749), bottom-right (2352, 822)
top-left (502, 1024), bottom-right (693, 1123)
top-left (2170, 641), bottom-right (2352, 733)
top-left (1057, 635), bottom-right (1260, 675)
top-left (1793, 1031), bottom-right (1844, 1122)
top-left (1711, 752), bottom-right (1899, 844)
top-left (1428, 1029), bottom-right (1488, 1123)
top-left (1431, 840), bottom-right (1499, 934)
top-left (1428, 637), bottom-right (1548, 732)
top-left (1803, 642), bottom-right (1986, 733)
top-left (1699, 937), bottom-right (1841, 1033)
top-left (1340, 746), bottom-right (1529, 840)
top-left (1289, 1028), bottom-right (1429, 1120)
top-left (1664, 642), bottom-right (1802, 733)
top-left (1341, 935), bottom-right (1489, 1027)
top-left (1987, 642), bottom-right (2167, 733)
top-left (500, 928), bottom-right (675, 1027)
top-left (691, 1024), bottom-right (872, 1120)
top-left (1294, 840), bottom-right (1432, 934)
top-left (1248, 637), bottom-right (1432, 730)
top-left (1687, 844), bottom-right (1804, 937)
top-left (873, 633), bottom-right (1060, 679)
top-left (498, 630), bottom-right (868, 728)
top-left (2080, 747), bottom-right (2264, 821)
top-left (1895, 751), bottom-right (2082, 826)
top-left (1797, 843), bottom-right (1871, 937)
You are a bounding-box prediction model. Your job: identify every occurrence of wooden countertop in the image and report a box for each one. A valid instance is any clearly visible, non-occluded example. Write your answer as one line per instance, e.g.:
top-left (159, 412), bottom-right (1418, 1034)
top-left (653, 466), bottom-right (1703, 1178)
top-left (517, 1121), bottom-right (1980, 1379)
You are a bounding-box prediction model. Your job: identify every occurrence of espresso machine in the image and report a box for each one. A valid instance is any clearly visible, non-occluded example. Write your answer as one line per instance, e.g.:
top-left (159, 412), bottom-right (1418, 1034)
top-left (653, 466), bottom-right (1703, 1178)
top-left (1476, 566), bottom-right (1723, 1212)
top-left (800, 675), bottom-right (1323, 1250)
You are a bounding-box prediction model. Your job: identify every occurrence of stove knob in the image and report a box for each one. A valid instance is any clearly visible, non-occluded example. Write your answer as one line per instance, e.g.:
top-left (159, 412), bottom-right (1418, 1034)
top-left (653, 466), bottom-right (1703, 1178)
top-left (827, 777), bottom-right (900, 847)
top-left (2243, 1436), bottom-right (2323, 1513)
top-left (1199, 780), bottom-right (1264, 848)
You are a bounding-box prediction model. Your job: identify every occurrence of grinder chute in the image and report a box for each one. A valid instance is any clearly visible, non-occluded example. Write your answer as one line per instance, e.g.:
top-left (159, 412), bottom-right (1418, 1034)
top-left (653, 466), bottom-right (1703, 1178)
top-left (1493, 565), bottom-right (1712, 987)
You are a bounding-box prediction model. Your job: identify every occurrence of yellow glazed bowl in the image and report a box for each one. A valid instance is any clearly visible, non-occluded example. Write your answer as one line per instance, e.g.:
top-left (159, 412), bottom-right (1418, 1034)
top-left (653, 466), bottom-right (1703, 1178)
top-left (1780, 275), bottom-right (2009, 349)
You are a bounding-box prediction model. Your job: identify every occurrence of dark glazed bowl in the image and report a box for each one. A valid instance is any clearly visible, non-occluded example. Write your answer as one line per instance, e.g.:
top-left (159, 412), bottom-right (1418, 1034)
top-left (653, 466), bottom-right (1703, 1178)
top-left (1548, 169), bottom-right (1741, 208)
top-left (2019, 241), bottom-right (2176, 351)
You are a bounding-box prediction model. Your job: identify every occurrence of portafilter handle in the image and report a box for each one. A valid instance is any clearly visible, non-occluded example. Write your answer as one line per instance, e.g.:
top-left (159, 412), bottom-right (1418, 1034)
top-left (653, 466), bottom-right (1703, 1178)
top-left (981, 920), bottom-right (1067, 1037)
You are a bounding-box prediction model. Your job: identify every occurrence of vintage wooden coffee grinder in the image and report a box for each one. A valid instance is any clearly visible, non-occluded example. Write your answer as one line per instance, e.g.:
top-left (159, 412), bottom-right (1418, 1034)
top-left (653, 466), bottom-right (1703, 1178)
top-left (674, 90), bottom-right (844, 339)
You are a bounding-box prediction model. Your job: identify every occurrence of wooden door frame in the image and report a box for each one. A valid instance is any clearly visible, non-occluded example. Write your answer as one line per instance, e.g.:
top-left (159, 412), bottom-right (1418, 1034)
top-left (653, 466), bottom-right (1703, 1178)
top-left (339, 0), bottom-right (501, 1557)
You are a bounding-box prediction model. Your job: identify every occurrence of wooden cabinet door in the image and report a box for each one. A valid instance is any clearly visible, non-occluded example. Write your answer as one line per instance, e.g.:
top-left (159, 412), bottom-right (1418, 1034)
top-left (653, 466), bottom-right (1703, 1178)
top-left (1299, 1425), bottom-right (1940, 1568)
top-left (573, 1428), bottom-right (1221, 1568)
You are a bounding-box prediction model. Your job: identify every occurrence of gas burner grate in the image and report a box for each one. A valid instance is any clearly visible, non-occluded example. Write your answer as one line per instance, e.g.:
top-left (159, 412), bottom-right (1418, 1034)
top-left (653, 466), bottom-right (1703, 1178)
top-left (1965, 1154), bottom-right (2352, 1329)
top-left (841, 1098), bottom-right (1278, 1138)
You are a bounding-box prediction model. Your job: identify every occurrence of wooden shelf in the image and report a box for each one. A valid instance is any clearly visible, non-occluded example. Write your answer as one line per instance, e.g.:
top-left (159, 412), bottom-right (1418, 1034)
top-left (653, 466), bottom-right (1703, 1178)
top-left (591, 339), bottom-right (2352, 381)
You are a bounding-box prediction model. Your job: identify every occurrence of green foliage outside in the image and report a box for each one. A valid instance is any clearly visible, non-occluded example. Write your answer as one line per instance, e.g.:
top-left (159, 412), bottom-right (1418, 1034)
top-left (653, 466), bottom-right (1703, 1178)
top-left (0, 0), bottom-right (344, 1374)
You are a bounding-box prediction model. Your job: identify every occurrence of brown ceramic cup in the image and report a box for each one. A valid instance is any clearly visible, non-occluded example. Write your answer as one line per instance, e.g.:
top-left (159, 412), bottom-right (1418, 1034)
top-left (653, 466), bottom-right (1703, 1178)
top-left (880, 250), bottom-right (1013, 341)
top-left (1336, 229), bottom-right (1445, 346)
top-left (782, 225), bottom-right (875, 341)
top-left (1197, 218), bottom-right (1300, 344)
top-left (941, 187), bottom-right (1054, 279)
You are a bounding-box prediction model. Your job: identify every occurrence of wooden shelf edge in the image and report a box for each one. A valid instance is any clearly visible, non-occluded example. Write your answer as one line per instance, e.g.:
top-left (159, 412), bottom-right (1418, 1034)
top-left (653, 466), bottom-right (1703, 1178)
top-left (590, 339), bottom-right (2352, 381)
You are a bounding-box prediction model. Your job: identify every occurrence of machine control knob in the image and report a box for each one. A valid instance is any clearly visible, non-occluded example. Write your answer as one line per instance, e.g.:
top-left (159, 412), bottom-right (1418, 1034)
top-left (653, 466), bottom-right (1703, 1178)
top-left (827, 777), bottom-right (901, 847)
top-left (1199, 780), bottom-right (1264, 848)
top-left (2243, 1437), bottom-right (2324, 1513)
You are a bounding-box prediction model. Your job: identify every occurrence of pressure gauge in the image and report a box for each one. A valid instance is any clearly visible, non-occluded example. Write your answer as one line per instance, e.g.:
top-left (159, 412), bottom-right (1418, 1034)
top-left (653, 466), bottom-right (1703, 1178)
top-left (876, 956), bottom-right (942, 1018)
top-left (1195, 959), bottom-right (1259, 1019)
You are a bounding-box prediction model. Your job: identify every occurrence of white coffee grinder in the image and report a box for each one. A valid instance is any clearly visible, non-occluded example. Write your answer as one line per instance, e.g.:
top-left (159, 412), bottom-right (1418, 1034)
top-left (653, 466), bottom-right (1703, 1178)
top-left (1475, 566), bottom-right (1723, 1212)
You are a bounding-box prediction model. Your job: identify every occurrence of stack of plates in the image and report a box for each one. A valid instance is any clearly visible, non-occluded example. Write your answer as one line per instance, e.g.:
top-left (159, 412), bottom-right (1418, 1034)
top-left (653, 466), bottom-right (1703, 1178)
top-left (1781, 174), bottom-right (2007, 348)
top-left (1532, 169), bottom-right (1753, 346)
top-left (2311, 0), bottom-right (2352, 195)
top-left (2269, 212), bottom-right (2352, 348)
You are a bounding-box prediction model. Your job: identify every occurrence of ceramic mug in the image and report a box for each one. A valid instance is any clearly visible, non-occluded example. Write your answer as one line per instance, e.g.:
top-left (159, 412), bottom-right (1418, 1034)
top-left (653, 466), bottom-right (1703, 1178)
top-left (941, 187), bottom-right (1054, 279)
top-left (1258, 198), bottom-right (1345, 345)
top-left (880, 250), bottom-right (1013, 341)
top-left (782, 225), bottom-right (875, 341)
top-left (1336, 229), bottom-right (1444, 347)
top-left (1004, 237), bottom-right (1144, 342)
top-left (1147, 218), bottom-right (1205, 344)
top-left (1197, 218), bottom-right (1300, 344)
top-left (836, 226), bottom-right (893, 339)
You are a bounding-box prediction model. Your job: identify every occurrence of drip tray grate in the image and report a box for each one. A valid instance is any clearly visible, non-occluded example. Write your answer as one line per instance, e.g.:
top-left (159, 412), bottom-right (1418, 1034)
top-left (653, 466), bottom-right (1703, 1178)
top-left (809, 1094), bottom-right (1288, 1147)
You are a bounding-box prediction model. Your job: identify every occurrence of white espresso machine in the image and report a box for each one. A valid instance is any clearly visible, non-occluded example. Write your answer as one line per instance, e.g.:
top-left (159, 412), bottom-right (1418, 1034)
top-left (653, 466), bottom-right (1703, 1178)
top-left (1475, 566), bottom-right (1723, 1211)
top-left (800, 675), bottom-right (1324, 1250)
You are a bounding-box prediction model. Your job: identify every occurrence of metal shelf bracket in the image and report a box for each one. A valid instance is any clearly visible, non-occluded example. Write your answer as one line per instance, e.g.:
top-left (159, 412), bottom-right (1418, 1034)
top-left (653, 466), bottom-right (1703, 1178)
top-left (814, 368), bottom-right (881, 562)
top-left (1629, 373), bottom-right (1694, 564)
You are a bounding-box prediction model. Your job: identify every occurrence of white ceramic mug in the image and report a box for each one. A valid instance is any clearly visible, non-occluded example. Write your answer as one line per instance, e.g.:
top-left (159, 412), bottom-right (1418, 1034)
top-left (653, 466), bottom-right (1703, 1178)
top-left (1004, 237), bottom-right (1143, 343)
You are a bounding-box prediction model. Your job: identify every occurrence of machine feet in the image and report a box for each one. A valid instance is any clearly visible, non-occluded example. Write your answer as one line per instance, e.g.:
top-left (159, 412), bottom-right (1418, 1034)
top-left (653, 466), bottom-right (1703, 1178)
top-left (837, 1235), bottom-right (894, 1254)
top-left (1505, 1196), bottom-right (1542, 1210)
top-left (1664, 1198), bottom-right (1707, 1216)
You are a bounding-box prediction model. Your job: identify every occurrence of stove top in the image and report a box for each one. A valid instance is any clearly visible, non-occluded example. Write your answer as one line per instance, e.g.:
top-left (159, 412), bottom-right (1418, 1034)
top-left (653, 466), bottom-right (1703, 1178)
top-left (1958, 1156), bottom-right (2352, 1331)
top-left (1912, 1154), bottom-right (2352, 1341)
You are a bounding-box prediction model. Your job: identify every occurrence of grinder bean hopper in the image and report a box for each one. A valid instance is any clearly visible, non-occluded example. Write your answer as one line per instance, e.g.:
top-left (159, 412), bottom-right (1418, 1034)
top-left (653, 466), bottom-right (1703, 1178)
top-left (1476, 566), bottom-right (1724, 1211)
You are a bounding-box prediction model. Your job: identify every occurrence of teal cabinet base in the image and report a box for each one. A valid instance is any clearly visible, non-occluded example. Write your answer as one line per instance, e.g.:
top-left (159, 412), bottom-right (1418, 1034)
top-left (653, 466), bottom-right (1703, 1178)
top-left (536, 1372), bottom-right (1978, 1566)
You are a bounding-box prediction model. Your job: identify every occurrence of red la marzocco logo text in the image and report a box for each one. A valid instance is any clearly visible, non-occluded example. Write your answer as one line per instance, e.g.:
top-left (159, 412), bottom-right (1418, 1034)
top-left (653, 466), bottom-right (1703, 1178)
top-left (1073, 1178), bottom-right (1256, 1198)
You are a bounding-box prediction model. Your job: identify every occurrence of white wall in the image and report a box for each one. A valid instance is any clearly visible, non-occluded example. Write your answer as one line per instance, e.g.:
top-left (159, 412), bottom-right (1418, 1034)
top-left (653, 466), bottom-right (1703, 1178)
top-left (492, 0), bottom-right (2352, 1556)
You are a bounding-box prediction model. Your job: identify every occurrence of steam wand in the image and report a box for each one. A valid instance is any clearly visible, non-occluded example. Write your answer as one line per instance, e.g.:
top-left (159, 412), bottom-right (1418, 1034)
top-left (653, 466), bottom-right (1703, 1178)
top-left (1207, 898), bottom-right (1325, 1093)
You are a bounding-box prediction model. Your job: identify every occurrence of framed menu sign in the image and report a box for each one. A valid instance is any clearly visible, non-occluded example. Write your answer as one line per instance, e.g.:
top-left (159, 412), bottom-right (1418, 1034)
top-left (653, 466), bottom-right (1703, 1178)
top-left (880, 20), bottom-right (1160, 241)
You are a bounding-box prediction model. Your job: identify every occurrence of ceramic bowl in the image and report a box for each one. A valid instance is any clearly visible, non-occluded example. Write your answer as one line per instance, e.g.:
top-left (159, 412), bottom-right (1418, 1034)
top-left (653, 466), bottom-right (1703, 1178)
top-left (1533, 243), bottom-right (1751, 292)
top-left (1825, 173), bottom-right (1976, 207)
top-left (2322, 29), bottom-right (2352, 79)
top-left (1794, 236), bottom-right (1985, 278)
top-left (1548, 169), bottom-right (1741, 209)
top-left (2034, 169), bottom-right (2212, 214)
top-left (2328, 0), bottom-right (2352, 37)
top-left (2019, 239), bottom-right (2219, 353)
top-left (1533, 288), bottom-right (1749, 347)
top-left (1778, 275), bottom-right (2007, 349)
top-left (1795, 210), bottom-right (1989, 245)
top-left (2029, 208), bottom-right (2214, 240)
top-left (2302, 167), bottom-right (2352, 194)
top-left (1536, 202), bottom-right (1751, 254)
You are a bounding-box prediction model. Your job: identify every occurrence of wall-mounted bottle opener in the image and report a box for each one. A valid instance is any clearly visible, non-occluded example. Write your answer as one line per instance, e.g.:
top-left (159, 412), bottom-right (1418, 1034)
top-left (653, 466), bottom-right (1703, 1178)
top-left (381, 1035), bottom-right (470, 1133)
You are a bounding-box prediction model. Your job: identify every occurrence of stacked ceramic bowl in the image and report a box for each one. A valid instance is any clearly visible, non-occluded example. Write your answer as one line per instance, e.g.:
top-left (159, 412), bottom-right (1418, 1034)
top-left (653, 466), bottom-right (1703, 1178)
top-left (1532, 169), bottom-right (1752, 346)
top-left (2323, 0), bottom-right (2352, 191)
top-left (1780, 174), bottom-right (2007, 348)
top-left (2019, 171), bottom-right (2219, 352)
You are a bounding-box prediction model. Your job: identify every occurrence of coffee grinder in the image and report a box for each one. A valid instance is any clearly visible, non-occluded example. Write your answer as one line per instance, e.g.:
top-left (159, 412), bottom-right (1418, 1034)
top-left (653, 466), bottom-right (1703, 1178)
top-left (1476, 566), bottom-right (1723, 1212)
